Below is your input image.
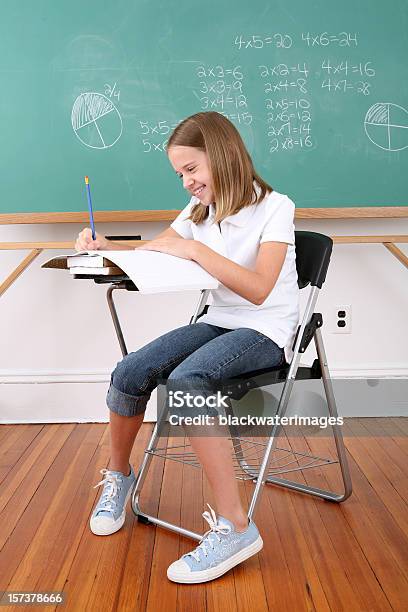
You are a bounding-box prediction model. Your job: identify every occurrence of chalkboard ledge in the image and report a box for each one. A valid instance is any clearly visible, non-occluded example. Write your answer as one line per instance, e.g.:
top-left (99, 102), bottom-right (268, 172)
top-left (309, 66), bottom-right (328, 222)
top-left (0, 207), bottom-right (407, 224)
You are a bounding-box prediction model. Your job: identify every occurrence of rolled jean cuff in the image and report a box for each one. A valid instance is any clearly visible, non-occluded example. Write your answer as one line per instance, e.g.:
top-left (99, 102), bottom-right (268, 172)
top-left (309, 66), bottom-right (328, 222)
top-left (106, 382), bottom-right (149, 417)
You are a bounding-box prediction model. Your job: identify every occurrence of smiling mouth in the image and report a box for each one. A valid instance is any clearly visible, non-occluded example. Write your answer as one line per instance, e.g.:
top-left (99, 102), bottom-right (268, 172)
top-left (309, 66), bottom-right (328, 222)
top-left (193, 185), bottom-right (205, 196)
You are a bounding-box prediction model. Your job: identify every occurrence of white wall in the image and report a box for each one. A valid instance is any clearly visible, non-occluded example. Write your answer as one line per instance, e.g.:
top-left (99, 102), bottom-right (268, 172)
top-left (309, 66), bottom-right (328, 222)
top-left (1, 216), bottom-right (407, 423)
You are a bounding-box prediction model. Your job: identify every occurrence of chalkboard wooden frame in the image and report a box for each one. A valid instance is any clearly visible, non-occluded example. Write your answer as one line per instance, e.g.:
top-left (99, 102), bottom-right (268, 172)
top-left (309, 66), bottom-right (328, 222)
top-left (1, 206), bottom-right (407, 224)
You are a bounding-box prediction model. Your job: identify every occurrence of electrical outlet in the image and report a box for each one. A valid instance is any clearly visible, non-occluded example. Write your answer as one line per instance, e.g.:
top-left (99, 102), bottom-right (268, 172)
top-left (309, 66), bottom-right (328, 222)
top-left (333, 304), bottom-right (352, 334)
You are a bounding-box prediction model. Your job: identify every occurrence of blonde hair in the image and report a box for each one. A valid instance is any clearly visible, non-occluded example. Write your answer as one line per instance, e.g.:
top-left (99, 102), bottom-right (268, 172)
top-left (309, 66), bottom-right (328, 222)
top-left (167, 112), bottom-right (273, 224)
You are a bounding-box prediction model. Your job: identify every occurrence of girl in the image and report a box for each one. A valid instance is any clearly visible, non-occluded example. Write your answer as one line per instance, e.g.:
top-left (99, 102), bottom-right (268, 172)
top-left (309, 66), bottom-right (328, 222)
top-left (75, 111), bottom-right (299, 584)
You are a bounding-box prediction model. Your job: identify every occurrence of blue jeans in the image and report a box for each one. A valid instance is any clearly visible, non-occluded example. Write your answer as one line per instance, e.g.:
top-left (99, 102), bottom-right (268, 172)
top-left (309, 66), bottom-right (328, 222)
top-left (106, 323), bottom-right (286, 417)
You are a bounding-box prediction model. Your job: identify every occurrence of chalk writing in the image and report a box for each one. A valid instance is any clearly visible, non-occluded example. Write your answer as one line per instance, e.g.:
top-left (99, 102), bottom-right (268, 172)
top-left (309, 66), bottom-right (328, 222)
top-left (364, 102), bottom-right (408, 151)
top-left (235, 32), bottom-right (358, 50)
top-left (71, 91), bottom-right (122, 150)
top-left (194, 65), bottom-right (253, 125)
top-left (302, 32), bottom-right (358, 47)
top-left (138, 120), bottom-right (181, 153)
top-left (104, 82), bottom-right (121, 101)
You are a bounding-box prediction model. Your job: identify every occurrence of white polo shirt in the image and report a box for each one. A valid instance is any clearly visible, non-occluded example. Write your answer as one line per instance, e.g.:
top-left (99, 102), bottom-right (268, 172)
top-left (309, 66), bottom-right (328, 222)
top-left (171, 189), bottom-right (300, 364)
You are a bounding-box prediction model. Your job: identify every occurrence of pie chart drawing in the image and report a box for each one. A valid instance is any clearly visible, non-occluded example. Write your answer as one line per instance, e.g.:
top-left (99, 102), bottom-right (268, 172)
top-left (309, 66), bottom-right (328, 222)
top-left (364, 103), bottom-right (408, 151)
top-left (71, 92), bottom-right (123, 149)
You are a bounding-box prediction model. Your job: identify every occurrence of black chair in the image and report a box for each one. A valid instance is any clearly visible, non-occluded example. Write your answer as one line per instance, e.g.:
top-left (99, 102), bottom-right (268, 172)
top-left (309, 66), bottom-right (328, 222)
top-left (99, 231), bottom-right (352, 542)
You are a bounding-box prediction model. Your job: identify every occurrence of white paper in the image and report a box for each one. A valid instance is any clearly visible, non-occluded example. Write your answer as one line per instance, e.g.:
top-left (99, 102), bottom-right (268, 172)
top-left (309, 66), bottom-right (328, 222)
top-left (86, 250), bottom-right (219, 294)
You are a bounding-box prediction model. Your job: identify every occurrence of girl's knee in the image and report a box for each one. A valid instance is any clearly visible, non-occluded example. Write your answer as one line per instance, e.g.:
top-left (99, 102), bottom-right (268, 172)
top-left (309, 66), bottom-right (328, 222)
top-left (167, 362), bottom-right (207, 386)
top-left (110, 352), bottom-right (152, 396)
top-left (108, 353), bottom-right (153, 416)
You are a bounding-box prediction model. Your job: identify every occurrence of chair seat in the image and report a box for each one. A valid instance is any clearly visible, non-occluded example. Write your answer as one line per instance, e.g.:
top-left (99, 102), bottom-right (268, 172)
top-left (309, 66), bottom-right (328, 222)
top-left (221, 358), bottom-right (322, 401)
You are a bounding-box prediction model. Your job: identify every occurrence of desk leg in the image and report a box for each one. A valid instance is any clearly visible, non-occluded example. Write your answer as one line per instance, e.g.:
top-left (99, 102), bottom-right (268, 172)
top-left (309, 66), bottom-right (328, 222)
top-left (106, 285), bottom-right (128, 357)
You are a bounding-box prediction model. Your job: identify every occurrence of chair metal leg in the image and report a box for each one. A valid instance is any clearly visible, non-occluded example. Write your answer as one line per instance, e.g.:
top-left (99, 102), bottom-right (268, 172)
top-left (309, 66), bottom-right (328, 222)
top-left (312, 327), bottom-right (352, 500)
top-left (130, 388), bottom-right (203, 541)
top-left (242, 330), bottom-right (352, 517)
top-left (226, 300), bottom-right (310, 490)
top-left (246, 364), bottom-right (298, 518)
top-left (190, 289), bottom-right (211, 324)
top-left (129, 288), bottom-right (213, 541)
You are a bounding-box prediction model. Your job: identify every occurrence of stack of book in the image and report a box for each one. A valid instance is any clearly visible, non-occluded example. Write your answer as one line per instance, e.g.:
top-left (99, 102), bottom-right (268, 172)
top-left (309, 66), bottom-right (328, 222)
top-left (66, 253), bottom-right (124, 276)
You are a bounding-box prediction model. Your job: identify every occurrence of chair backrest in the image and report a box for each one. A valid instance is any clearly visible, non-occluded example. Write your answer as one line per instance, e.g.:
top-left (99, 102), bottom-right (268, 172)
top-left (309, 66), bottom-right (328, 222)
top-left (295, 231), bottom-right (333, 289)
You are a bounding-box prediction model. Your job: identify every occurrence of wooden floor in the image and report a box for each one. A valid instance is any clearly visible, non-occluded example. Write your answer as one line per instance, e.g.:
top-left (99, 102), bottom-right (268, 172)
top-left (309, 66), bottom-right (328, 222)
top-left (0, 418), bottom-right (407, 612)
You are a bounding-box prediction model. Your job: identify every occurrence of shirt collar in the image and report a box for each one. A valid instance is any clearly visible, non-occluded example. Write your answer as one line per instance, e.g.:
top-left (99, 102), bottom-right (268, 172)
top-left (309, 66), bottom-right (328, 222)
top-left (207, 204), bottom-right (216, 222)
top-left (206, 182), bottom-right (261, 226)
top-left (207, 202), bottom-right (256, 227)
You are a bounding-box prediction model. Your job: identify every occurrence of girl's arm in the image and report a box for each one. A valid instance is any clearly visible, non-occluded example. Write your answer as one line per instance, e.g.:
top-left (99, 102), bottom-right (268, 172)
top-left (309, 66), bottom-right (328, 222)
top-left (141, 236), bottom-right (288, 305)
top-left (76, 226), bottom-right (181, 252)
top-left (191, 240), bottom-right (288, 305)
top-left (149, 226), bottom-right (181, 241)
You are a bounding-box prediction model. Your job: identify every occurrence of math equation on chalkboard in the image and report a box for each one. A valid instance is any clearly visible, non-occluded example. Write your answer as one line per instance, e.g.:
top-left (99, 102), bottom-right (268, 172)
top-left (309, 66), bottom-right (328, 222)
top-left (134, 29), bottom-right (387, 157)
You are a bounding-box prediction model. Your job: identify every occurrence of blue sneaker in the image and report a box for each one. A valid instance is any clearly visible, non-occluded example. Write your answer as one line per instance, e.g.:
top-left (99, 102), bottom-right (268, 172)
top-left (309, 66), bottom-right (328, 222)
top-left (167, 504), bottom-right (263, 583)
top-left (90, 465), bottom-right (136, 536)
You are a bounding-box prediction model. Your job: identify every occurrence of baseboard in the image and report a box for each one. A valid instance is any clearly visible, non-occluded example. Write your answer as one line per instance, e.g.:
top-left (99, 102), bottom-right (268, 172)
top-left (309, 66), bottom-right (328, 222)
top-left (0, 369), bottom-right (407, 423)
top-left (0, 374), bottom-right (157, 424)
top-left (1, 363), bottom-right (408, 383)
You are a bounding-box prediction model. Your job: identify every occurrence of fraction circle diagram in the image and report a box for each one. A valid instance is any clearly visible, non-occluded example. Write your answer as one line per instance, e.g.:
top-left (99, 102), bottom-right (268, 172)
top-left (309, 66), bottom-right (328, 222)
top-left (364, 102), bottom-right (408, 151)
top-left (71, 92), bottom-right (123, 149)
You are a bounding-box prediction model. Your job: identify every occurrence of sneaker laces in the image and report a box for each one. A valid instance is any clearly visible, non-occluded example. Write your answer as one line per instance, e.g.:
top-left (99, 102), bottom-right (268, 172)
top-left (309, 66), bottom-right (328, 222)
top-left (93, 468), bottom-right (123, 514)
top-left (188, 504), bottom-right (231, 562)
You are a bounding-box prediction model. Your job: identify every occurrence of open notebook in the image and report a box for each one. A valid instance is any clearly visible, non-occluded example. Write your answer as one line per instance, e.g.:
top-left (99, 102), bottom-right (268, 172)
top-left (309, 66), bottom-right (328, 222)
top-left (42, 250), bottom-right (219, 294)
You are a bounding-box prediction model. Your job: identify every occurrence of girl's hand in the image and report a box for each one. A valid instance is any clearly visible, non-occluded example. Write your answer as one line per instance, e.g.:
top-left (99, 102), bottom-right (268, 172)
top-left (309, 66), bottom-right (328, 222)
top-left (75, 228), bottom-right (109, 252)
top-left (138, 237), bottom-right (196, 260)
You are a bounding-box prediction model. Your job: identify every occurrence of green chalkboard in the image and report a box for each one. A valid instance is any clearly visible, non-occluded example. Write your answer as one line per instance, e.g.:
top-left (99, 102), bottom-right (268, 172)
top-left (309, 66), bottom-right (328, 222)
top-left (0, 0), bottom-right (407, 215)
